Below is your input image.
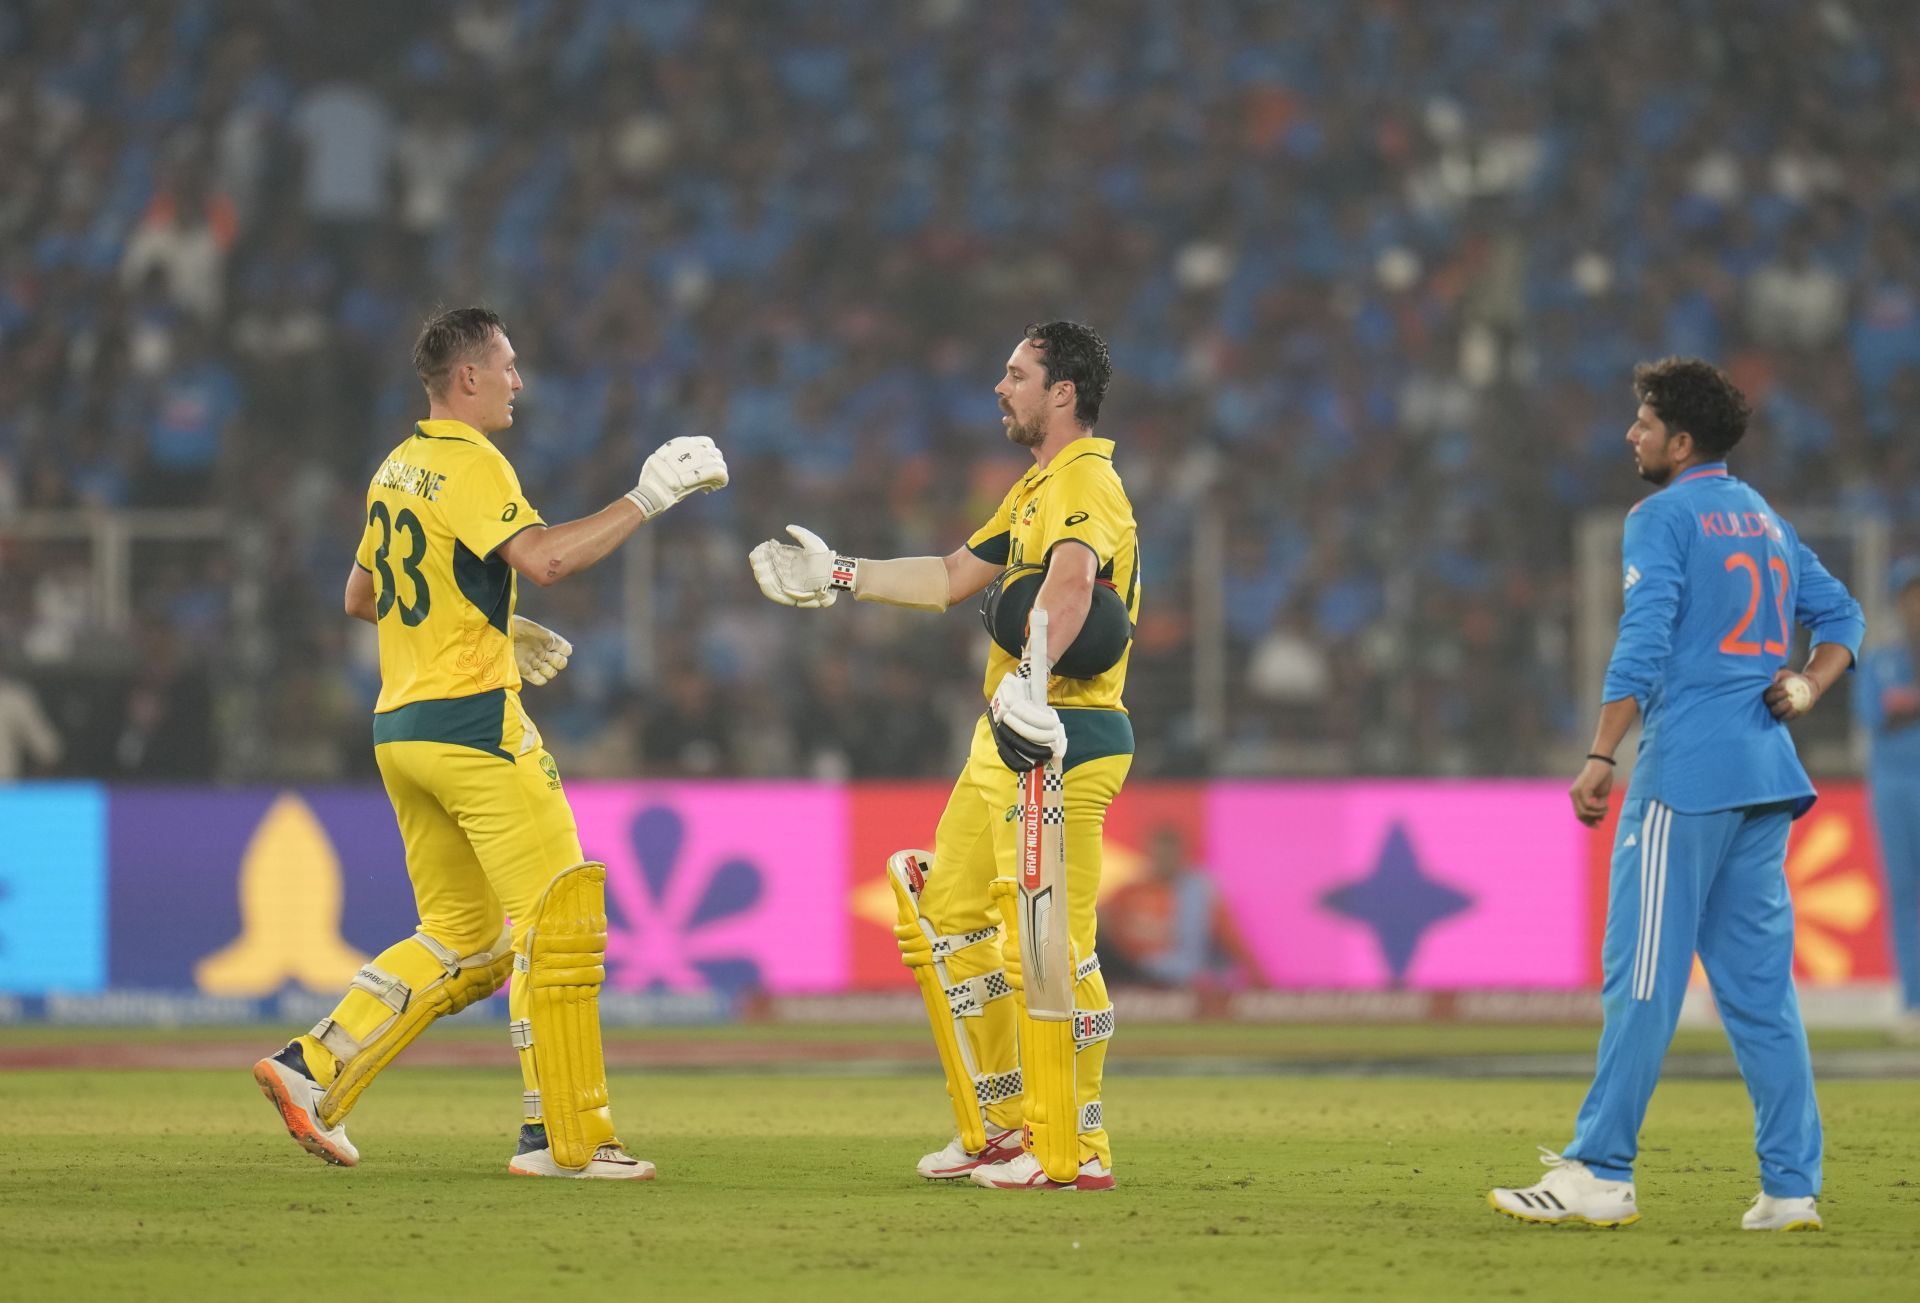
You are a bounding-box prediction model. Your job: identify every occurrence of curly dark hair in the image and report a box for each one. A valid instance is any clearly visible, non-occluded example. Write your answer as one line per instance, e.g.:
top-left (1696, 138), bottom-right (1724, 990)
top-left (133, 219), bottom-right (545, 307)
top-left (1024, 320), bottom-right (1113, 426)
top-left (413, 306), bottom-right (507, 396)
top-left (1632, 356), bottom-right (1751, 459)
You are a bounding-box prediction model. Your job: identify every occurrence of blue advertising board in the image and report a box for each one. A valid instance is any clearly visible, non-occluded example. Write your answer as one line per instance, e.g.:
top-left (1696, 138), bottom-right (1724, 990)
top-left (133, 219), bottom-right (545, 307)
top-left (0, 784), bottom-right (108, 993)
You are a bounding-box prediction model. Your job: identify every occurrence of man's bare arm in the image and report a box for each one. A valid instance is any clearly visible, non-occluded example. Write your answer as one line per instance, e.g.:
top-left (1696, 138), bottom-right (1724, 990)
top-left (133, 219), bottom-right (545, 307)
top-left (1569, 695), bottom-right (1641, 826)
top-left (498, 499), bottom-right (646, 588)
top-left (1763, 641), bottom-right (1855, 720)
top-left (1029, 541), bottom-right (1096, 661)
top-left (345, 564), bottom-right (377, 624)
top-left (941, 546), bottom-right (1005, 608)
top-left (751, 531), bottom-right (1002, 611)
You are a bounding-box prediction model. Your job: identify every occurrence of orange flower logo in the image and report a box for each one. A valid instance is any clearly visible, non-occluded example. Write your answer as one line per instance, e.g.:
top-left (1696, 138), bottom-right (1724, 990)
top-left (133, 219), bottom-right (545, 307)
top-left (1784, 810), bottom-right (1882, 983)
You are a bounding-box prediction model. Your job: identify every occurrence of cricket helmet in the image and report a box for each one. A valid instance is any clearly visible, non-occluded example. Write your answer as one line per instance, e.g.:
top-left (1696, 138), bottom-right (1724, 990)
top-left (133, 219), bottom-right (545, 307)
top-left (979, 561), bottom-right (1132, 679)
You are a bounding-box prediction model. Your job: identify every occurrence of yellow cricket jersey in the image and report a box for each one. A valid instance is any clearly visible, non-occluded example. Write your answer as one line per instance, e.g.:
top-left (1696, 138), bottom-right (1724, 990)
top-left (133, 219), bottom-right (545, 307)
top-left (967, 436), bottom-right (1140, 713)
top-left (355, 420), bottom-right (545, 726)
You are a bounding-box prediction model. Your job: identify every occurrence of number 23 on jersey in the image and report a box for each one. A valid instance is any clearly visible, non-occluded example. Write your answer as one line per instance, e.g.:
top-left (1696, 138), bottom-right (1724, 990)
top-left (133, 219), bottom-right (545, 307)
top-left (1720, 551), bottom-right (1788, 657)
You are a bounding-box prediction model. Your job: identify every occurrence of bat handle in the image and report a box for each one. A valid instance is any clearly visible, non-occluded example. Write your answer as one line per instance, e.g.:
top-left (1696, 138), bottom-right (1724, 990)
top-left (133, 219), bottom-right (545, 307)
top-left (1026, 608), bottom-right (1050, 707)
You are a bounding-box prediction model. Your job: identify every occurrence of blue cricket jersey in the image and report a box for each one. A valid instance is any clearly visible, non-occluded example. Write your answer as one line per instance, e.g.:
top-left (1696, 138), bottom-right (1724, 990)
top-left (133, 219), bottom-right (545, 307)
top-left (1602, 462), bottom-right (1866, 816)
top-left (1853, 643), bottom-right (1920, 777)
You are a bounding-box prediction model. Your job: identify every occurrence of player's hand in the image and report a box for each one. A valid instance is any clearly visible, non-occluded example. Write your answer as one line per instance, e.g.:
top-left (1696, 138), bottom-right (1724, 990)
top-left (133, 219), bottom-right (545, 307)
top-left (628, 435), bottom-right (729, 519)
top-left (748, 524), bottom-right (839, 608)
top-left (1764, 668), bottom-right (1818, 721)
top-left (989, 667), bottom-right (1065, 773)
top-left (1568, 757), bottom-right (1614, 827)
top-left (511, 615), bottom-right (572, 686)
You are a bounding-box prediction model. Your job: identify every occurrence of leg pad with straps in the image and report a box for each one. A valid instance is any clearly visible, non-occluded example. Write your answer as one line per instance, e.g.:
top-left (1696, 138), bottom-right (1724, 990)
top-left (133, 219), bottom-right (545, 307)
top-left (1071, 954), bottom-right (1115, 1053)
top-left (315, 922), bottom-right (514, 1127)
top-left (516, 861), bottom-right (617, 1170)
top-left (889, 849), bottom-right (1015, 1154)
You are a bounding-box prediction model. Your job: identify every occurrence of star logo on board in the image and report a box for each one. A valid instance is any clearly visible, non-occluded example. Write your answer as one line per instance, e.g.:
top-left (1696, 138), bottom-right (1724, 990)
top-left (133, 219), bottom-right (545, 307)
top-left (1319, 822), bottom-right (1473, 985)
top-left (602, 805), bottom-right (766, 995)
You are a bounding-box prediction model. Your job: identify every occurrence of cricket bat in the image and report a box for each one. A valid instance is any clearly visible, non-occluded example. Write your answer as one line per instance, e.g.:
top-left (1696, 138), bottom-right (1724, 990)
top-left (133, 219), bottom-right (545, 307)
top-left (1018, 608), bottom-right (1072, 1020)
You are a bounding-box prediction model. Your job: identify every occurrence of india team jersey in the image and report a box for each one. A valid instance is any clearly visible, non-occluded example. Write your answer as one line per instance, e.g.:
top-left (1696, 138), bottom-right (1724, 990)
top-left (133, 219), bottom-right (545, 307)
top-left (1853, 643), bottom-right (1920, 776)
top-left (966, 436), bottom-right (1139, 711)
top-left (1602, 462), bottom-right (1865, 815)
top-left (355, 419), bottom-right (544, 714)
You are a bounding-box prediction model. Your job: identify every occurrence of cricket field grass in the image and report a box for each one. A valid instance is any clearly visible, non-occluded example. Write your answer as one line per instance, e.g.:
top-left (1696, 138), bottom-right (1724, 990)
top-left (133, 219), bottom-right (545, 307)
top-left (1, 1025), bottom-right (1916, 1301)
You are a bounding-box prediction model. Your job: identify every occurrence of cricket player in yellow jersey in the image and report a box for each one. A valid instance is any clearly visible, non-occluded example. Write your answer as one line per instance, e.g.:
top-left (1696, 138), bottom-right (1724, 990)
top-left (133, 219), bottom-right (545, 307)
top-left (253, 306), bottom-right (728, 1179)
top-left (750, 321), bottom-right (1136, 1190)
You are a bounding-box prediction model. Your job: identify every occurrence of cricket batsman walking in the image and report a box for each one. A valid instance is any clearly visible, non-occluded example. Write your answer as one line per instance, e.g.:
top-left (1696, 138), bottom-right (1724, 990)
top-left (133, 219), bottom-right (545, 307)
top-left (253, 306), bottom-right (728, 1178)
top-left (750, 321), bottom-right (1137, 1190)
top-left (1490, 358), bottom-right (1864, 1229)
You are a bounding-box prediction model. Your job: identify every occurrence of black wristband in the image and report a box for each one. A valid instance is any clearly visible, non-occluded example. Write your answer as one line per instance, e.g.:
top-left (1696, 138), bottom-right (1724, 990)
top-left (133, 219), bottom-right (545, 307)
top-left (1586, 753), bottom-right (1616, 766)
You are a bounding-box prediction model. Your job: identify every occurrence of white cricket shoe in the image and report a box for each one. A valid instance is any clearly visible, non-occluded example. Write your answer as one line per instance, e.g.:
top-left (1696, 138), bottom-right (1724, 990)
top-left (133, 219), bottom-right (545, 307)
top-left (969, 1151), bottom-right (1115, 1191)
top-left (917, 1125), bottom-right (1024, 1180)
top-left (1742, 1193), bottom-right (1822, 1231)
top-left (1488, 1148), bottom-right (1638, 1226)
top-left (253, 1042), bottom-right (359, 1168)
top-left (508, 1125), bottom-right (656, 1180)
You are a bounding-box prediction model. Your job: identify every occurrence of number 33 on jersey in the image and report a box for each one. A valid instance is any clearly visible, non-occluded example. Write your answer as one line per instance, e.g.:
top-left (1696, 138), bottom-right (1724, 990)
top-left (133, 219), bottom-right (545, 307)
top-left (1601, 462), bottom-right (1864, 816)
top-left (356, 419), bottom-right (546, 711)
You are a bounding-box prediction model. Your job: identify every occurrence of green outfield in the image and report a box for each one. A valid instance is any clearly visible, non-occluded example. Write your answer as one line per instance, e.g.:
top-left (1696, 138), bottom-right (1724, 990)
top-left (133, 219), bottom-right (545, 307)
top-left (2, 1031), bottom-right (1917, 1301)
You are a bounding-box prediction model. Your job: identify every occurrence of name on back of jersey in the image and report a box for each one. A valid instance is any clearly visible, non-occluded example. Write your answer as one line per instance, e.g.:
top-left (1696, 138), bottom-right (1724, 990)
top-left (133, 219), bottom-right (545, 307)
top-left (1697, 509), bottom-right (1782, 541)
top-left (373, 457), bottom-right (447, 503)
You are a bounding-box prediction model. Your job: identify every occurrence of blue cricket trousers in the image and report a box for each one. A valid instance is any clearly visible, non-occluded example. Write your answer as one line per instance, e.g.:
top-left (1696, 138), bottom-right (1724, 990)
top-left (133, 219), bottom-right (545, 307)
top-left (1565, 794), bottom-right (1822, 1198)
top-left (1868, 770), bottom-right (1920, 1011)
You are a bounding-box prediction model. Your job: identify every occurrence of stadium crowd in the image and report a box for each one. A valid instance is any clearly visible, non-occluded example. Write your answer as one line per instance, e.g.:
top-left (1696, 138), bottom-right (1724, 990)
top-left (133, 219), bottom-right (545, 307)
top-left (1, 0), bottom-right (1917, 782)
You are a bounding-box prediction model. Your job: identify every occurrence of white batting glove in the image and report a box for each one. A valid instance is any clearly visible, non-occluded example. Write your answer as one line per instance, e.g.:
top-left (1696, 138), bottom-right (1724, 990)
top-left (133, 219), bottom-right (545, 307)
top-left (511, 615), bottom-right (572, 686)
top-left (748, 524), bottom-right (851, 608)
top-left (627, 435), bottom-right (729, 519)
top-left (989, 667), bottom-right (1065, 771)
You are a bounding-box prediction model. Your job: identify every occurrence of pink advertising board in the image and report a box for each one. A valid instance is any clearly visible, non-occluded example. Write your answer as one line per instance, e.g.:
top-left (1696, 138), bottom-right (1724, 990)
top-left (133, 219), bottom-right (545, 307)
top-left (569, 782), bottom-right (849, 994)
top-left (1205, 783), bottom-right (1589, 989)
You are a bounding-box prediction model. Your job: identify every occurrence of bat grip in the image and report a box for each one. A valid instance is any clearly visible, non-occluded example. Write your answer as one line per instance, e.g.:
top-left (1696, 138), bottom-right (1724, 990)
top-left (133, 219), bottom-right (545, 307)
top-left (1026, 608), bottom-right (1051, 707)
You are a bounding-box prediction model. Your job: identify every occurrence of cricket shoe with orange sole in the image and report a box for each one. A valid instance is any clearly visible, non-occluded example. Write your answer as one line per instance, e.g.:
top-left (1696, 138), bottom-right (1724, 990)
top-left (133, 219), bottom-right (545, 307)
top-left (507, 1124), bottom-right (657, 1180)
top-left (917, 1124), bottom-right (1024, 1180)
top-left (969, 1152), bottom-right (1115, 1191)
top-left (252, 1041), bottom-right (359, 1167)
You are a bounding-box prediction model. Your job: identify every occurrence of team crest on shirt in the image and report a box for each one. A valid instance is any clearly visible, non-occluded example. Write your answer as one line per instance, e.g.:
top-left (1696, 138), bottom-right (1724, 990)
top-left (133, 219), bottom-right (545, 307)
top-left (1022, 501), bottom-right (1038, 526)
top-left (540, 754), bottom-right (560, 789)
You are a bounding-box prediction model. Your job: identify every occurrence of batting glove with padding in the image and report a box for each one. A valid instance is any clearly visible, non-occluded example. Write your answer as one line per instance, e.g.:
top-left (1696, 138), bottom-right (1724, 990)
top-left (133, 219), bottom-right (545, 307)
top-left (989, 667), bottom-right (1064, 773)
top-left (511, 615), bottom-right (572, 686)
